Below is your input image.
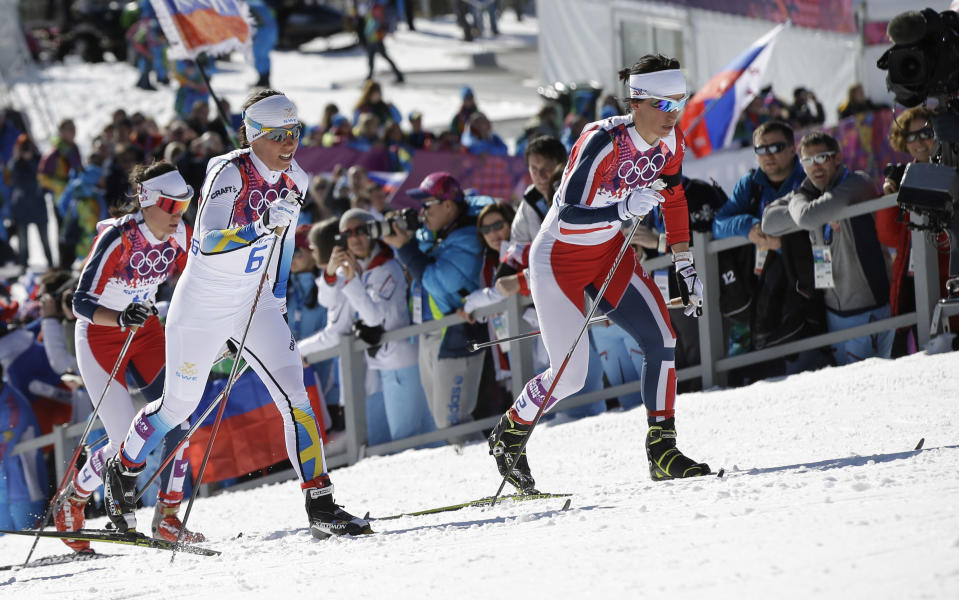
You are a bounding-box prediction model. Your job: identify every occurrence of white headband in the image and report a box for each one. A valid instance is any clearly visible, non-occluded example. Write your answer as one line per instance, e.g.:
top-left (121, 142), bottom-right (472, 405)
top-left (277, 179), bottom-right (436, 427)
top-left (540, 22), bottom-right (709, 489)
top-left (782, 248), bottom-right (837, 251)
top-left (628, 69), bottom-right (687, 99)
top-left (243, 94), bottom-right (299, 143)
top-left (138, 169), bottom-right (191, 207)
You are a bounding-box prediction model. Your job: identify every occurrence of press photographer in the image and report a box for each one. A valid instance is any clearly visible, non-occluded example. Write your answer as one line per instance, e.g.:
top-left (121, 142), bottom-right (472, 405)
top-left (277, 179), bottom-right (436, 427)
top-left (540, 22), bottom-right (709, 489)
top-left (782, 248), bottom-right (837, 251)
top-left (322, 208), bottom-right (433, 443)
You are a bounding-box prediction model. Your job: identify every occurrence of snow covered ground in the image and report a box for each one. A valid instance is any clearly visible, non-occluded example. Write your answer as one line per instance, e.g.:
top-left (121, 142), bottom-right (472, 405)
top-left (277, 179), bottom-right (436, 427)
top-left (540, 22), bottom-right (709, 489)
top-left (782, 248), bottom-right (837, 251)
top-left (2, 352), bottom-right (958, 599)
top-left (3, 11), bottom-right (958, 600)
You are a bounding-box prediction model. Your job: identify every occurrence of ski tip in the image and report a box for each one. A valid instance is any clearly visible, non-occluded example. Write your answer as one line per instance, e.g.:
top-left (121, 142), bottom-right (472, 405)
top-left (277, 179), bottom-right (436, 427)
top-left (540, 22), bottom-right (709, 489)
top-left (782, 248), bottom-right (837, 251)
top-left (716, 468), bottom-right (726, 479)
top-left (561, 499), bottom-right (571, 511)
top-left (363, 512), bottom-right (370, 521)
top-left (915, 438), bottom-right (925, 451)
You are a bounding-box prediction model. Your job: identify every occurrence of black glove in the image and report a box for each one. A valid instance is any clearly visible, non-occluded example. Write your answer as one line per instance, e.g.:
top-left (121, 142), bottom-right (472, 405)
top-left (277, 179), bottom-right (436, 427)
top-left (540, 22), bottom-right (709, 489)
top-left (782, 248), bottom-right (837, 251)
top-left (117, 302), bottom-right (154, 328)
top-left (353, 321), bottom-right (385, 358)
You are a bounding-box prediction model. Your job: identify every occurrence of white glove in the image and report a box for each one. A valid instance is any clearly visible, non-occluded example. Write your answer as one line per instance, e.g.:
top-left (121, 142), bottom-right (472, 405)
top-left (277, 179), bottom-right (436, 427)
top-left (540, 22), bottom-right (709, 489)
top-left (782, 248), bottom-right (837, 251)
top-left (672, 251), bottom-right (704, 317)
top-left (258, 197), bottom-right (297, 233)
top-left (618, 186), bottom-right (665, 220)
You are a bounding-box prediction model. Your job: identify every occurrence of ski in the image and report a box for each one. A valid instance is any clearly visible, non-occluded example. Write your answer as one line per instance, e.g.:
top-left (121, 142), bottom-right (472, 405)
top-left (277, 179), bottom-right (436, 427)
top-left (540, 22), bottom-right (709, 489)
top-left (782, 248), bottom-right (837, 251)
top-left (0, 529), bottom-right (220, 557)
top-left (715, 438), bottom-right (928, 480)
top-left (0, 549), bottom-right (116, 571)
top-left (370, 492), bottom-right (573, 521)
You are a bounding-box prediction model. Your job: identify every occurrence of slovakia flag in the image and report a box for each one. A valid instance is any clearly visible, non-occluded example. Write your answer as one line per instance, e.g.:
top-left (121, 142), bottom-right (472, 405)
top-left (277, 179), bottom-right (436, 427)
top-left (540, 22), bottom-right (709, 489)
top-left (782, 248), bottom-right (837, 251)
top-left (681, 22), bottom-right (788, 158)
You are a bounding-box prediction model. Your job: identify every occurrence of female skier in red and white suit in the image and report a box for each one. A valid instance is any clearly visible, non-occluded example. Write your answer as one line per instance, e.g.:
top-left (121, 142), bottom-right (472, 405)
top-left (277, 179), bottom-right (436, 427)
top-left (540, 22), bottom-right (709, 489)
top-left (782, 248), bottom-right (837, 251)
top-left (488, 54), bottom-right (712, 491)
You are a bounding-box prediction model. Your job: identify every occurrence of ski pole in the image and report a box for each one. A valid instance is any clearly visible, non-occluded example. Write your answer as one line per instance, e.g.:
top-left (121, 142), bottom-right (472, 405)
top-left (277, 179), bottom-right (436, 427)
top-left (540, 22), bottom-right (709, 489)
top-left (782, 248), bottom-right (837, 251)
top-left (467, 297), bottom-right (688, 352)
top-left (490, 218), bottom-right (651, 506)
top-left (172, 197), bottom-right (299, 561)
top-left (22, 321), bottom-right (141, 567)
top-left (133, 361), bottom-right (251, 502)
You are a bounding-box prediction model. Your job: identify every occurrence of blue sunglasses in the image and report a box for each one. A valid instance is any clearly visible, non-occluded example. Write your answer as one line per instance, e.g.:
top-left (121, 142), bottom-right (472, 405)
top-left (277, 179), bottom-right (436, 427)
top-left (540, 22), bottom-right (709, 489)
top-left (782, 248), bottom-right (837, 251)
top-left (644, 94), bottom-right (689, 113)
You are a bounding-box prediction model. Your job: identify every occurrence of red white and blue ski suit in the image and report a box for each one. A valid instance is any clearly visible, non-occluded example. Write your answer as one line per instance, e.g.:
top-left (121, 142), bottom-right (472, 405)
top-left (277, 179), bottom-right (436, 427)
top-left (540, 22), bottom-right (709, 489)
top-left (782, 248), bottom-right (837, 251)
top-left (509, 115), bottom-right (690, 424)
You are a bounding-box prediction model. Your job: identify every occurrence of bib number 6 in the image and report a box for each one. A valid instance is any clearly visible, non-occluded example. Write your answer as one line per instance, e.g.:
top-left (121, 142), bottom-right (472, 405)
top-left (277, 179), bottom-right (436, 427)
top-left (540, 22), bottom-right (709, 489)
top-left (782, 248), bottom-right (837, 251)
top-left (245, 244), bottom-right (267, 273)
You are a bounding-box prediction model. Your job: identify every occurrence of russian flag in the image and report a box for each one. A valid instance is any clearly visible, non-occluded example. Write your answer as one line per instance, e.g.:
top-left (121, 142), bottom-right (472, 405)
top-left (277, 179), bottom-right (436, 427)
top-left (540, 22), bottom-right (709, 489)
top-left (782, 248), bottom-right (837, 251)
top-left (188, 367), bottom-right (327, 483)
top-left (367, 170), bottom-right (410, 203)
top-left (150, 0), bottom-right (251, 61)
top-left (680, 22), bottom-right (788, 158)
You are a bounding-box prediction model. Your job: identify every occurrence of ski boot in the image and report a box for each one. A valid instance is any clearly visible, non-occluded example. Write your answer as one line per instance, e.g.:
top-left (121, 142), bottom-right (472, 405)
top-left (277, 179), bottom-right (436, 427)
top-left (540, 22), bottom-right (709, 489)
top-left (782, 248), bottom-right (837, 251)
top-left (488, 412), bottom-right (538, 494)
top-left (53, 481), bottom-right (91, 552)
top-left (103, 454), bottom-right (144, 533)
top-left (151, 491), bottom-right (206, 543)
top-left (645, 418), bottom-right (711, 480)
top-left (304, 475), bottom-right (373, 539)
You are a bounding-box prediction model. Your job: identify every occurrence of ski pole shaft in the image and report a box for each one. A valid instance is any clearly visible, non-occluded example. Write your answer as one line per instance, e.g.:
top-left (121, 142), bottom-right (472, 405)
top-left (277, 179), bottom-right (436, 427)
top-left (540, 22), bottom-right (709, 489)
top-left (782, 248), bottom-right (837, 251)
top-left (172, 224), bottom-right (289, 561)
top-left (23, 323), bottom-right (139, 567)
top-left (490, 219), bottom-right (646, 506)
top-left (133, 361), bottom-right (251, 502)
top-left (467, 297), bottom-right (687, 352)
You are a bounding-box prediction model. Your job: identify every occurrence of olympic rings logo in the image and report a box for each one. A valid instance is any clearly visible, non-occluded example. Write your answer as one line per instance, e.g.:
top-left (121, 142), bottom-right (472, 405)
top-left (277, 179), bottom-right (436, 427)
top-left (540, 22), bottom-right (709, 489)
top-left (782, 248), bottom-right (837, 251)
top-left (130, 247), bottom-right (177, 276)
top-left (618, 153), bottom-right (666, 186)
top-left (247, 188), bottom-right (297, 214)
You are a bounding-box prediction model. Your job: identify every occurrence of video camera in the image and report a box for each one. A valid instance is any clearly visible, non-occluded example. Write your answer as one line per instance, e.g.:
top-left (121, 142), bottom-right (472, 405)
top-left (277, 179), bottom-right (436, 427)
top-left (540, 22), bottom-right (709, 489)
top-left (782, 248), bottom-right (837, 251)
top-left (878, 8), bottom-right (959, 233)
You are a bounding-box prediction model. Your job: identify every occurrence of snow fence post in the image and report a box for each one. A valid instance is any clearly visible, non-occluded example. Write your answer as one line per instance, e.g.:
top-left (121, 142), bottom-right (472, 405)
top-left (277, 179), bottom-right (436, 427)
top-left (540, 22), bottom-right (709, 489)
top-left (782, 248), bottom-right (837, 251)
top-left (693, 229), bottom-right (726, 388)
top-left (910, 210), bottom-right (940, 348)
top-left (505, 293), bottom-right (534, 400)
top-left (339, 333), bottom-right (368, 464)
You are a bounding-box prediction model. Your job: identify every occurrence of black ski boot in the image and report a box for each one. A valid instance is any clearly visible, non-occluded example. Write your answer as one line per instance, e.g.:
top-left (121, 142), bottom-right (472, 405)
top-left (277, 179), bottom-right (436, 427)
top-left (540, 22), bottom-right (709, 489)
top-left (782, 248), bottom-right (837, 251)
top-left (645, 418), bottom-right (711, 480)
top-left (304, 477), bottom-right (373, 539)
top-left (103, 455), bottom-right (143, 533)
top-left (488, 412), bottom-right (538, 494)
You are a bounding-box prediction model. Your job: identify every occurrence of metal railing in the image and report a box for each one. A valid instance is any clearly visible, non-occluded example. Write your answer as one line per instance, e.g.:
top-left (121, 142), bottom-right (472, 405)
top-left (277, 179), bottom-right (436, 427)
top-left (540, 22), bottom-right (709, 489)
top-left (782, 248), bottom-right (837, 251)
top-left (13, 193), bottom-right (935, 494)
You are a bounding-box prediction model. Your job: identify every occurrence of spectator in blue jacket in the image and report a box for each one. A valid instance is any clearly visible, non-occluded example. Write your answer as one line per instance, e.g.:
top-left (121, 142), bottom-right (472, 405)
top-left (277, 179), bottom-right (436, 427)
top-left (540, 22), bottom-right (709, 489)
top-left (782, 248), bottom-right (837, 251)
top-left (383, 172), bottom-right (492, 433)
top-left (712, 120), bottom-right (805, 358)
top-left (461, 112), bottom-right (508, 156)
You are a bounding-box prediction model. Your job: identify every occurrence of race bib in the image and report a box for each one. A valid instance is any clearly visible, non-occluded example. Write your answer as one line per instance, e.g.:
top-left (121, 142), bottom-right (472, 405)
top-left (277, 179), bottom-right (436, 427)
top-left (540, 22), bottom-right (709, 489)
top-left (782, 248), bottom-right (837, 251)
top-left (412, 293), bottom-right (423, 324)
top-left (813, 245), bottom-right (835, 289)
top-left (754, 248), bottom-right (768, 275)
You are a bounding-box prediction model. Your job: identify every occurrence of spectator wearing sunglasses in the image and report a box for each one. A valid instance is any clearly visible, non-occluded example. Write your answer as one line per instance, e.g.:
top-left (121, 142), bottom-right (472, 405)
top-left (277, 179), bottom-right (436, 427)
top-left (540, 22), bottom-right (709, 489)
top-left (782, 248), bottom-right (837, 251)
top-left (382, 171), bottom-right (493, 437)
top-left (314, 208), bottom-right (433, 444)
top-left (876, 106), bottom-right (951, 356)
top-left (714, 120), bottom-right (826, 373)
top-left (762, 131), bottom-right (892, 366)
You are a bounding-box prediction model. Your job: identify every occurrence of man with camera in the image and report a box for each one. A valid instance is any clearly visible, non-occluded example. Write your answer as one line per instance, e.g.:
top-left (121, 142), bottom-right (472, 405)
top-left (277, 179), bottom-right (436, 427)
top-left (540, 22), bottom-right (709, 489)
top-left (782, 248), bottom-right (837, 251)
top-left (382, 172), bottom-right (492, 434)
top-left (318, 208), bottom-right (432, 443)
top-left (761, 131), bottom-right (892, 365)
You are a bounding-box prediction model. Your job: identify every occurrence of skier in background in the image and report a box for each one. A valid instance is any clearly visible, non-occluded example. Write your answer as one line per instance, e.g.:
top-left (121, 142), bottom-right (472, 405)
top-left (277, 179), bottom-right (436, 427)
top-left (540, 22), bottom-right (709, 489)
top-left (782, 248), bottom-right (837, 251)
top-left (58, 161), bottom-right (202, 550)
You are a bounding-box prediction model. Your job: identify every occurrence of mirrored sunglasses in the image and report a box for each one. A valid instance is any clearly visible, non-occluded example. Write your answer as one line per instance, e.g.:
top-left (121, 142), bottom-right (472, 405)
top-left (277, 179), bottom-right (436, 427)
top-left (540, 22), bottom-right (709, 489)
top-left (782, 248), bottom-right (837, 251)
top-left (139, 184), bottom-right (192, 215)
top-left (478, 220), bottom-right (507, 235)
top-left (339, 225), bottom-right (370, 239)
top-left (904, 127), bottom-right (934, 143)
top-left (799, 151), bottom-right (837, 167)
top-left (259, 123), bottom-right (304, 142)
top-left (754, 142), bottom-right (788, 155)
top-left (646, 94), bottom-right (689, 113)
